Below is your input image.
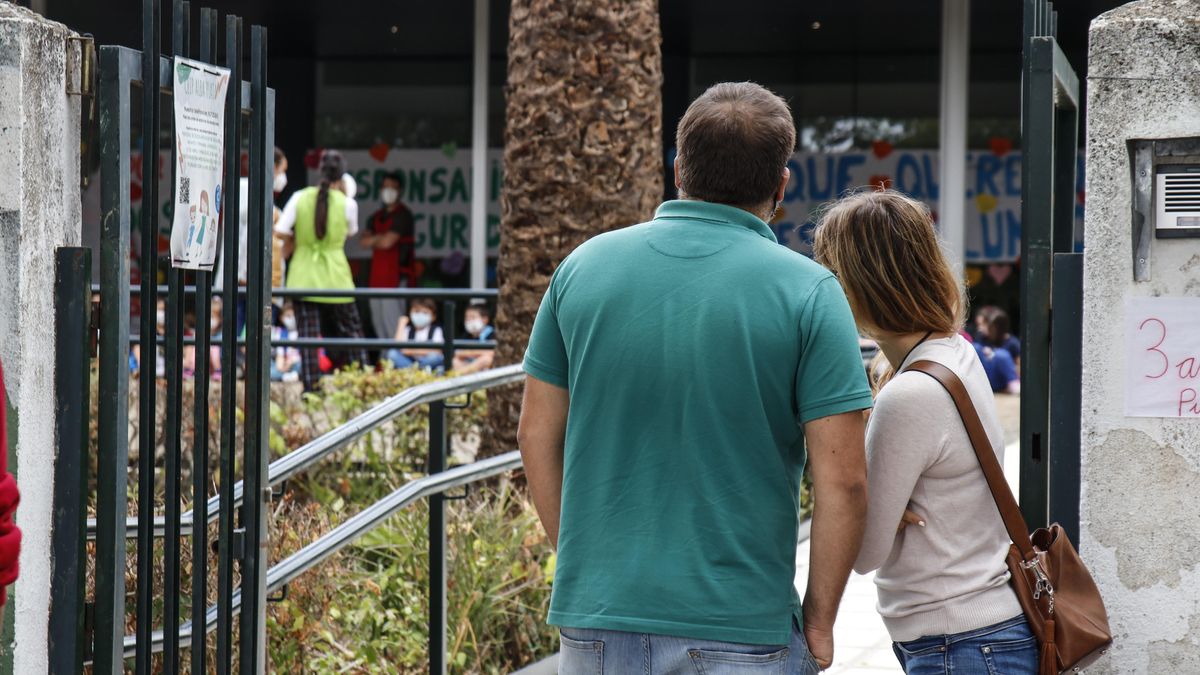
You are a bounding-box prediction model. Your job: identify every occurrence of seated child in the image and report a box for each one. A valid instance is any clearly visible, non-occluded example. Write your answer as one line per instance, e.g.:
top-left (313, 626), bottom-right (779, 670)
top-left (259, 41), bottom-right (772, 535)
top-left (451, 302), bottom-right (496, 374)
top-left (270, 304), bottom-right (302, 382)
top-left (386, 298), bottom-right (445, 372)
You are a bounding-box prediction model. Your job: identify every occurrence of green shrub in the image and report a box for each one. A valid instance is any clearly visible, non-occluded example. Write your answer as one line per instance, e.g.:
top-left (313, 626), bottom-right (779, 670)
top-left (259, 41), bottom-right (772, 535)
top-left (267, 480), bottom-right (557, 674)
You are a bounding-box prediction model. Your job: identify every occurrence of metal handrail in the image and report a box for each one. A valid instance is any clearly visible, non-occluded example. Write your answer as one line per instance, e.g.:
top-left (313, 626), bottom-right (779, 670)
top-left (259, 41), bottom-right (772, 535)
top-left (93, 283), bottom-right (499, 300)
top-left (85, 364), bottom-right (526, 540)
top-left (129, 336), bottom-right (497, 349)
top-left (120, 450), bottom-right (525, 658)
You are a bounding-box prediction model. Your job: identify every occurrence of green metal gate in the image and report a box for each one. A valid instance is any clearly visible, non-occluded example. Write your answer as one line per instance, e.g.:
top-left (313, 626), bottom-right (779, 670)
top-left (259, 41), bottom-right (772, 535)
top-left (50, 1), bottom-right (275, 672)
top-left (1019, 0), bottom-right (1084, 540)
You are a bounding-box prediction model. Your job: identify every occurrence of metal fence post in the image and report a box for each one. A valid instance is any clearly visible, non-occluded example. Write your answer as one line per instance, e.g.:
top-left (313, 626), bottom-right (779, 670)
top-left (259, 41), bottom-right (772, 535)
top-left (428, 400), bottom-right (448, 675)
top-left (239, 24), bottom-right (272, 675)
top-left (216, 15), bottom-right (243, 674)
top-left (94, 44), bottom-right (134, 675)
top-left (162, 4), bottom-right (190, 672)
top-left (441, 300), bottom-right (457, 370)
top-left (1049, 253), bottom-right (1084, 543)
top-left (50, 247), bottom-right (92, 675)
top-left (191, 9), bottom-right (218, 675)
top-left (135, 0), bottom-right (163, 670)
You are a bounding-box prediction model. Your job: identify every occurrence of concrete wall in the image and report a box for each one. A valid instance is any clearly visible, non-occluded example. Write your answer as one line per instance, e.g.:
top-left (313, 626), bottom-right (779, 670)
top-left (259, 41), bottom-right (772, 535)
top-left (1081, 1), bottom-right (1200, 672)
top-left (0, 2), bottom-right (81, 672)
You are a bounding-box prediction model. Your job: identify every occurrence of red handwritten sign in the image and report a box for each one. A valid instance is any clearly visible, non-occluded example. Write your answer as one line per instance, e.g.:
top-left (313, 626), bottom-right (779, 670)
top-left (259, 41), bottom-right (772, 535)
top-left (1125, 298), bottom-right (1200, 418)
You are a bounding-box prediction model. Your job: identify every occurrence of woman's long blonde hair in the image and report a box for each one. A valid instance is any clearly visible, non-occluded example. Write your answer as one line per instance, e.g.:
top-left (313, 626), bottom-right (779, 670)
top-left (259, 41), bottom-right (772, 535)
top-left (811, 189), bottom-right (966, 390)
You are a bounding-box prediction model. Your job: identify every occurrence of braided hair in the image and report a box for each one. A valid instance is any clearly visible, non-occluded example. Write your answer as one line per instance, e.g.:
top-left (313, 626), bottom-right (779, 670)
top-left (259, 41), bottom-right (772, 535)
top-left (314, 150), bottom-right (346, 240)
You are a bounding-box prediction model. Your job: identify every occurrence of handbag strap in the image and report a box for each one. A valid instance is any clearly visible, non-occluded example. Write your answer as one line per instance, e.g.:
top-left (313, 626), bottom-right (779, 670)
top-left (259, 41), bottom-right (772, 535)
top-left (903, 360), bottom-right (1036, 561)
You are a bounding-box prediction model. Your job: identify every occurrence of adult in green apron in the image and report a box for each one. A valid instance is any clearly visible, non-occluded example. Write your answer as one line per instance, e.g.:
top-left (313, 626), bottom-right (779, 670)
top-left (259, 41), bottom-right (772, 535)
top-left (273, 150), bottom-right (366, 390)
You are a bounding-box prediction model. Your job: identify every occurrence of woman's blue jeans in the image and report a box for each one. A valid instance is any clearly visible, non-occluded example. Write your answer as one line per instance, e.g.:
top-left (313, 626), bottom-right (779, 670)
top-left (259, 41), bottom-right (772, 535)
top-left (892, 615), bottom-right (1037, 675)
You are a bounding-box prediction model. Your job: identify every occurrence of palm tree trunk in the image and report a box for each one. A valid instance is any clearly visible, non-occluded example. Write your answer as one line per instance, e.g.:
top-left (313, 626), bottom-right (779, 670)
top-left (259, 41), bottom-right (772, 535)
top-left (487, 0), bottom-right (664, 454)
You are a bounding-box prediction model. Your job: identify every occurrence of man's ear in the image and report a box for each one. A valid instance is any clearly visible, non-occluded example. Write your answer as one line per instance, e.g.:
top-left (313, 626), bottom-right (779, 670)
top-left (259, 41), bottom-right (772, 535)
top-left (776, 166), bottom-right (790, 203)
top-left (673, 156), bottom-right (682, 190)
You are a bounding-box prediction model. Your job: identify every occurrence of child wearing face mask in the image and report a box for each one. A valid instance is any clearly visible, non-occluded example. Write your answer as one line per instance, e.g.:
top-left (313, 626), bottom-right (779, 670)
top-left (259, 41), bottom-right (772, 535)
top-left (270, 304), bottom-right (303, 382)
top-left (451, 302), bottom-right (496, 374)
top-left (386, 298), bottom-right (445, 371)
top-left (361, 171), bottom-right (417, 358)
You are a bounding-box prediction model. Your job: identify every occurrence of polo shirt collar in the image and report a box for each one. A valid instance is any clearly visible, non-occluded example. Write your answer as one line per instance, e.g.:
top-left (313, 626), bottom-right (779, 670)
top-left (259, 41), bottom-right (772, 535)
top-left (654, 200), bottom-right (778, 243)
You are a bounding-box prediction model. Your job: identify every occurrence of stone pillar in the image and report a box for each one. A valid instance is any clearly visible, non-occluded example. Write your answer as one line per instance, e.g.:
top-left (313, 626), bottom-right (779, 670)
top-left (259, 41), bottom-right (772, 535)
top-left (0, 3), bottom-right (81, 672)
top-left (1081, 1), bottom-right (1200, 672)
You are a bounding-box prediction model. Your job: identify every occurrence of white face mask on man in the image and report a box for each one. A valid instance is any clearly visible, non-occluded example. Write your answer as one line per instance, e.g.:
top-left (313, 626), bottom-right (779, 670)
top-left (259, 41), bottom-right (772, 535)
top-left (381, 187), bottom-right (399, 205)
top-left (273, 172), bottom-right (287, 193)
top-left (464, 318), bottom-right (485, 336)
top-left (410, 311), bottom-right (433, 329)
top-left (281, 314), bottom-right (297, 331)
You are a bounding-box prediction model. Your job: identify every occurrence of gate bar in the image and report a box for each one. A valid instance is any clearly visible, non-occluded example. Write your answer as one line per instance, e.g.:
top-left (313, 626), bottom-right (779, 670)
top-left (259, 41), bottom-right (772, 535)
top-left (192, 10), bottom-right (218, 674)
top-left (50, 247), bottom-right (92, 675)
top-left (428, 400), bottom-right (448, 675)
top-left (1049, 253), bottom-right (1084, 543)
top-left (94, 44), bottom-right (138, 675)
top-left (216, 14), bottom-right (243, 673)
top-left (239, 23), bottom-right (272, 675)
top-left (162, 3), bottom-right (190, 671)
top-left (135, 0), bottom-right (162, 669)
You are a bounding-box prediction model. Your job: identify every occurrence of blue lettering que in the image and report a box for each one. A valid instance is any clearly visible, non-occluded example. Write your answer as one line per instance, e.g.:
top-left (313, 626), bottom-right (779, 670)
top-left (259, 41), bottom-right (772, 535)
top-left (976, 155), bottom-right (1001, 196)
top-left (807, 156), bottom-right (835, 200)
top-left (774, 222), bottom-right (791, 247)
top-left (836, 156), bottom-right (865, 195)
top-left (979, 212), bottom-right (1005, 260)
top-left (923, 155), bottom-right (939, 200)
top-left (1004, 155), bottom-right (1021, 195)
top-left (895, 154), bottom-right (923, 196)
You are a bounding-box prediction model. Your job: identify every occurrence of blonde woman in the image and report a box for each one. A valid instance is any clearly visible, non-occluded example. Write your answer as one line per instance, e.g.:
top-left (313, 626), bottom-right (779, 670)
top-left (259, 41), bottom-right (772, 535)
top-left (813, 190), bottom-right (1035, 675)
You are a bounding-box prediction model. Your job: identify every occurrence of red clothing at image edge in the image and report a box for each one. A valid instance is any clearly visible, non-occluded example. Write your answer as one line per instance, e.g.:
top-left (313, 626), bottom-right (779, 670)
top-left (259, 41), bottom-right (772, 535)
top-left (367, 205), bottom-right (417, 289)
top-left (0, 359), bottom-right (21, 605)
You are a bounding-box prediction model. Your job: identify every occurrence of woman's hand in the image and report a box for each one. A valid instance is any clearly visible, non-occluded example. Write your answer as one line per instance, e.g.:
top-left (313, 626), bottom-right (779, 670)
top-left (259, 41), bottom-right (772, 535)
top-left (897, 509), bottom-right (925, 532)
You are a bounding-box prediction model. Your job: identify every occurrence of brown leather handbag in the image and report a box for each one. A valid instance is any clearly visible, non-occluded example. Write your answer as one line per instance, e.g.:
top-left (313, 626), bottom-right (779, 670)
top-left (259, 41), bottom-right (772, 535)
top-left (905, 361), bottom-right (1113, 674)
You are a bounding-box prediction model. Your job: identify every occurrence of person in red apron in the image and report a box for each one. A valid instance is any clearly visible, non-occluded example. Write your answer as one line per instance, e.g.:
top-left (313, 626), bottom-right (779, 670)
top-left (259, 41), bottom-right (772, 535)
top-left (361, 172), bottom-right (417, 357)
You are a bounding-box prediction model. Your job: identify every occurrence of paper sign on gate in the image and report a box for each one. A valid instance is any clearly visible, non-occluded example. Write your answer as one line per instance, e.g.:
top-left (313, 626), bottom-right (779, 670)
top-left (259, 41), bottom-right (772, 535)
top-left (1124, 297), bottom-right (1200, 418)
top-left (170, 57), bottom-right (231, 269)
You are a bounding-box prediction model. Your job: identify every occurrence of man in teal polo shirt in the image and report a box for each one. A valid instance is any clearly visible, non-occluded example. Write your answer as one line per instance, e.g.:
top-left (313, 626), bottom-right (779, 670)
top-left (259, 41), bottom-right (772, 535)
top-left (519, 82), bottom-right (872, 673)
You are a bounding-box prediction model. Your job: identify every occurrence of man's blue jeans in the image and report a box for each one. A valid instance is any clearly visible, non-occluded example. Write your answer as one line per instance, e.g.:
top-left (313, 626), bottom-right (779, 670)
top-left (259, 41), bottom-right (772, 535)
top-left (558, 619), bottom-right (821, 674)
top-left (891, 614), bottom-right (1037, 675)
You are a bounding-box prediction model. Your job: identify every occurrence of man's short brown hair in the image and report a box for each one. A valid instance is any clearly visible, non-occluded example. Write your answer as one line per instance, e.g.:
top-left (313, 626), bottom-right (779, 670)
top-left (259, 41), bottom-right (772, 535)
top-left (675, 82), bottom-right (796, 208)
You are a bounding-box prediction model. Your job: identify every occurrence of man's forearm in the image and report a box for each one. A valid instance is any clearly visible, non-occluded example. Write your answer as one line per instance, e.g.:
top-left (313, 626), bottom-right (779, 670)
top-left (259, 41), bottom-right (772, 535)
top-left (804, 482), bottom-right (867, 630)
top-left (521, 443), bottom-right (563, 548)
top-left (518, 377), bottom-right (570, 549)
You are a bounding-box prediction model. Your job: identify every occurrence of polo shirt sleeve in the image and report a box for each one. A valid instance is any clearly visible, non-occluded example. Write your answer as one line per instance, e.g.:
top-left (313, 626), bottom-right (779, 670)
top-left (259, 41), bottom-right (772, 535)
top-left (796, 276), bottom-right (874, 424)
top-left (523, 271), bottom-right (569, 389)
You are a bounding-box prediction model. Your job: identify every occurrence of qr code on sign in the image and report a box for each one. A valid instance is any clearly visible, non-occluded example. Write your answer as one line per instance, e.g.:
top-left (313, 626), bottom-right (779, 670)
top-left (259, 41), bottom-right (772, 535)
top-left (178, 177), bottom-right (190, 204)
